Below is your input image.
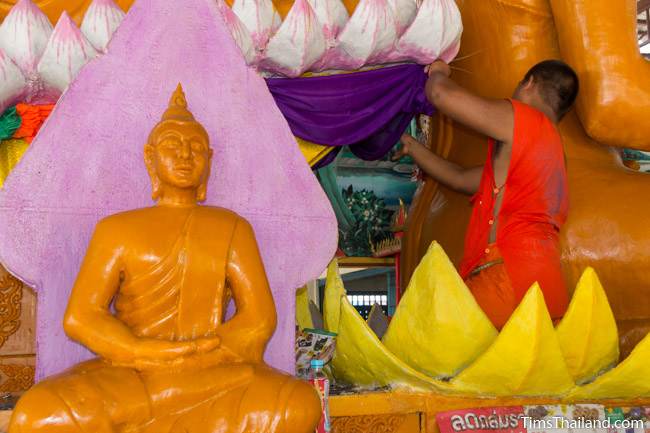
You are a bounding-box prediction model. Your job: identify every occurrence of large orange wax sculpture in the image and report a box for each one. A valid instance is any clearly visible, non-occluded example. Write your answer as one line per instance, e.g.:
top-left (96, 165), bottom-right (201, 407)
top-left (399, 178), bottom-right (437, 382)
top-left (403, 0), bottom-right (650, 357)
top-left (8, 85), bottom-right (320, 433)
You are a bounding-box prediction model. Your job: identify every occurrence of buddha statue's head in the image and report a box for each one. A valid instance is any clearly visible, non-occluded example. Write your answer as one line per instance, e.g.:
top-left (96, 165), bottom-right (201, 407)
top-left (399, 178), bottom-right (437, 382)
top-left (145, 84), bottom-right (213, 203)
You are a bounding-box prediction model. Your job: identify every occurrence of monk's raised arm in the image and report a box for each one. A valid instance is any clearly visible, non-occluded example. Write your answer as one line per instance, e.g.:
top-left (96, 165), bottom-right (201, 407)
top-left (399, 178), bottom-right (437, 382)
top-left (426, 65), bottom-right (514, 145)
top-left (63, 218), bottom-right (202, 364)
top-left (220, 217), bottom-right (277, 363)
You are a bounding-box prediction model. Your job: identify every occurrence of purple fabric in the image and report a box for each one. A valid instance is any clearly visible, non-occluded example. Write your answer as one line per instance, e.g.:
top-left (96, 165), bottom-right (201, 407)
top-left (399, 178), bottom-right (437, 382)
top-left (266, 64), bottom-right (434, 167)
top-left (0, 0), bottom-right (337, 381)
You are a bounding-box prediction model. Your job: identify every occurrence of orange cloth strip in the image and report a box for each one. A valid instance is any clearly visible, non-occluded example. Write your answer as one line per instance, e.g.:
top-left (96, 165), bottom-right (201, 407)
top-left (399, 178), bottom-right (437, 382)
top-left (465, 244), bottom-right (516, 329)
top-left (14, 103), bottom-right (55, 143)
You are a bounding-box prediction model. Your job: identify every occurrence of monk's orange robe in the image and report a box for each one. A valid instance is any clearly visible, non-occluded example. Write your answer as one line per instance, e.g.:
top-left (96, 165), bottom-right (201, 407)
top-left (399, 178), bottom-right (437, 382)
top-left (460, 99), bottom-right (569, 328)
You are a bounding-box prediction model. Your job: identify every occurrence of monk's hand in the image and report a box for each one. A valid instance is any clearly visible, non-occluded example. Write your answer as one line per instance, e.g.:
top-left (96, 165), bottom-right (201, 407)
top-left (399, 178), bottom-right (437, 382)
top-left (425, 60), bottom-right (451, 78)
top-left (392, 133), bottom-right (418, 161)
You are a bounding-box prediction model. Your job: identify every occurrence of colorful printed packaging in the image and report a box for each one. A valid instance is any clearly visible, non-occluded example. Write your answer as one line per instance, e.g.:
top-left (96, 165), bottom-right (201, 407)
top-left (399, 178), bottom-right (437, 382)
top-left (295, 327), bottom-right (337, 379)
top-left (604, 406), bottom-right (650, 433)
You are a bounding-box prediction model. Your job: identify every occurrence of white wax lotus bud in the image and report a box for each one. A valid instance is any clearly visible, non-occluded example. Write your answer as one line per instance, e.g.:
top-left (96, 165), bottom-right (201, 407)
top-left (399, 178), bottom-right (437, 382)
top-left (80, 0), bottom-right (126, 52)
top-left (437, 0), bottom-right (462, 63)
top-left (0, 49), bottom-right (27, 114)
top-left (37, 12), bottom-right (98, 96)
top-left (388, 0), bottom-right (417, 36)
top-left (306, 0), bottom-right (348, 43)
top-left (306, 0), bottom-right (349, 72)
top-left (272, 7), bottom-right (282, 30)
top-left (262, 0), bottom-right (327, 77)
top-left (0, 0), bottom-right (53, 73)
top-left (217, 0), bottom-right (256, 65)
top-left (232, 0), bottom-right (282, 51)
top-left (331, 0), bottom-right (398, 70)
top-left (394, 0), bottom-right (462, 64)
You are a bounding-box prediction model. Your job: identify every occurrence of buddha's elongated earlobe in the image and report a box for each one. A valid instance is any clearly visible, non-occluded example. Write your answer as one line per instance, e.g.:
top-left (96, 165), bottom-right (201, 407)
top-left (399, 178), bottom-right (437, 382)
top-left (197, 150), bottom-right (213, 202)
top-left (144, 143), bottom-right (162, 201)
top-left (197, 182), bottom-right (207, 202)
top-left (151, 176), bottom-right (162, 201)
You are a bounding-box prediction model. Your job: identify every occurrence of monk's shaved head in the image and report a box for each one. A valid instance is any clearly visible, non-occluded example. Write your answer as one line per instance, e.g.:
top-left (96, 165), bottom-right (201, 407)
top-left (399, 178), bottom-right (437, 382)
top-left (523, 60), bottom-right (579, 121)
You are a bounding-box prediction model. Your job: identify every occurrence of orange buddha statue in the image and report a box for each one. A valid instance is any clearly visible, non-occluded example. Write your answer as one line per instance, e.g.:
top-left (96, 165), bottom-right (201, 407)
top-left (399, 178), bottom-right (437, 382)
top-left (9, 84), bottom-right (321, 433)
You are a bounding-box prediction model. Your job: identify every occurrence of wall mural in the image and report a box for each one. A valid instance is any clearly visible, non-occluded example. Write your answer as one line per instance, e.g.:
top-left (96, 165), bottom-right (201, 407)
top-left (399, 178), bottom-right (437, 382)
top-left (621, 149), bottom-right (650, 172)
top-left (320, 117), bottom-right (429, 257)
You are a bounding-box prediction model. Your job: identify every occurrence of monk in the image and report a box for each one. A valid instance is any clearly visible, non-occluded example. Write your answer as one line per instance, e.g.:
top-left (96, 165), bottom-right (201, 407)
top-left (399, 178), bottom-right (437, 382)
top-left (9, 85), bottom-right (321, 433)
top-left (397, 60), bottom-right (579, 328)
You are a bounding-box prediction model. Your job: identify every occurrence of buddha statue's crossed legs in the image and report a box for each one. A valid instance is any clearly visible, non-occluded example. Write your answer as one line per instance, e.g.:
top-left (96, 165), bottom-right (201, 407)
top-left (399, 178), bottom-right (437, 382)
top-left (11, 360), bottom-right (320, 433)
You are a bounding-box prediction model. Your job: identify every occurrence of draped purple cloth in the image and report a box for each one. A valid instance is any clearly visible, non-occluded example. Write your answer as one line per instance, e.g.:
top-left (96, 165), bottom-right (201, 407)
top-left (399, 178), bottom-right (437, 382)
top-left (266, 64), bottom-right (435, 168)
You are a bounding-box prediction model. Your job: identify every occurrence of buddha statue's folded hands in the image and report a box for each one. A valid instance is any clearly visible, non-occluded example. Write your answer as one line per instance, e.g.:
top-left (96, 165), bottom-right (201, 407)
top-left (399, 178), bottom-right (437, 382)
top-left (115, 336), bottom-right (263, 372)
top-left (105, 335), bottom-right (223, 371)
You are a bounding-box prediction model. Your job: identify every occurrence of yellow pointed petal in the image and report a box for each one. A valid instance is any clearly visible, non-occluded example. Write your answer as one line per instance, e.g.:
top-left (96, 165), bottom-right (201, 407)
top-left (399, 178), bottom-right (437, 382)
top-left (568, 331), bottom-right (650, 400)
top-left (296, 136), bottom-right (336, 167)
top-left (452, 284), bottom-right (574, 396)
top-left (323, 259), bottom-right (451, 392)
top-left (323, 259), bottom-right (345, 334)
top-left (382, 242), bottom-right (497, 378)
top-left (296, 286), bottom-right (314, 330)
top-left (556, 267), bottom-right (618, 384)
top-left (333, 297), bottom-right (452, 392)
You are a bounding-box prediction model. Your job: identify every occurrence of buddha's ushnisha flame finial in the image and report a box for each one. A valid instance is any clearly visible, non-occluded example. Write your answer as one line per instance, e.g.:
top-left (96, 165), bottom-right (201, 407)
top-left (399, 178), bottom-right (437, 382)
top-left (161, 83), bottom-right (196, 123)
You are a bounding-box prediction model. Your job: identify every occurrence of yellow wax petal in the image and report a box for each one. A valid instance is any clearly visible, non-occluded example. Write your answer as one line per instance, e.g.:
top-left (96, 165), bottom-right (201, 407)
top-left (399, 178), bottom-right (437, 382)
top-left (452, 283), bottom-right (575, 396)
top-left (295, 136), bottom-right (336, 168)
top-left (323, 259), bottom-right (344, 334)
top-left (296, 286), bottom-right (314, 330)
top-left (323, 259), bottom-right (451, 392)
top-left (556, 267), bottom-right (618, 384)
top-left (333, 296), bottom-right (452, 392)
top-left (0, 139), bottom-right (29, 188)
top-left (382, 242), bottom-right (497, 378)
top-left (568, 331), bottom-right (650, 400)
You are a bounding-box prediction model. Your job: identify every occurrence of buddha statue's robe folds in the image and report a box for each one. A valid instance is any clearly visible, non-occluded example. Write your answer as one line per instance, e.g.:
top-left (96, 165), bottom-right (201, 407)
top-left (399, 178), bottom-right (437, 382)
top-left (9, 85), bottom-right (321, 433)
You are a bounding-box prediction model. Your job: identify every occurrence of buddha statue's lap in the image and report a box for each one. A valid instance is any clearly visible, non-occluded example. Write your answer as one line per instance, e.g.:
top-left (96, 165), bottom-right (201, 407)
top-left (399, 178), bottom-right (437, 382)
top-left (9, 85), bottom-right (321, 433)
top-left (18, 359), bottom-right (314, 432)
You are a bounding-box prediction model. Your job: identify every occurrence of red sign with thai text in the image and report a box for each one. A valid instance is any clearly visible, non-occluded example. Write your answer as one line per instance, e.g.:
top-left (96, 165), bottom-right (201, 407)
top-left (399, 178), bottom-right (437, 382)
top-left (437, 406), bottom-right (526, 433)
